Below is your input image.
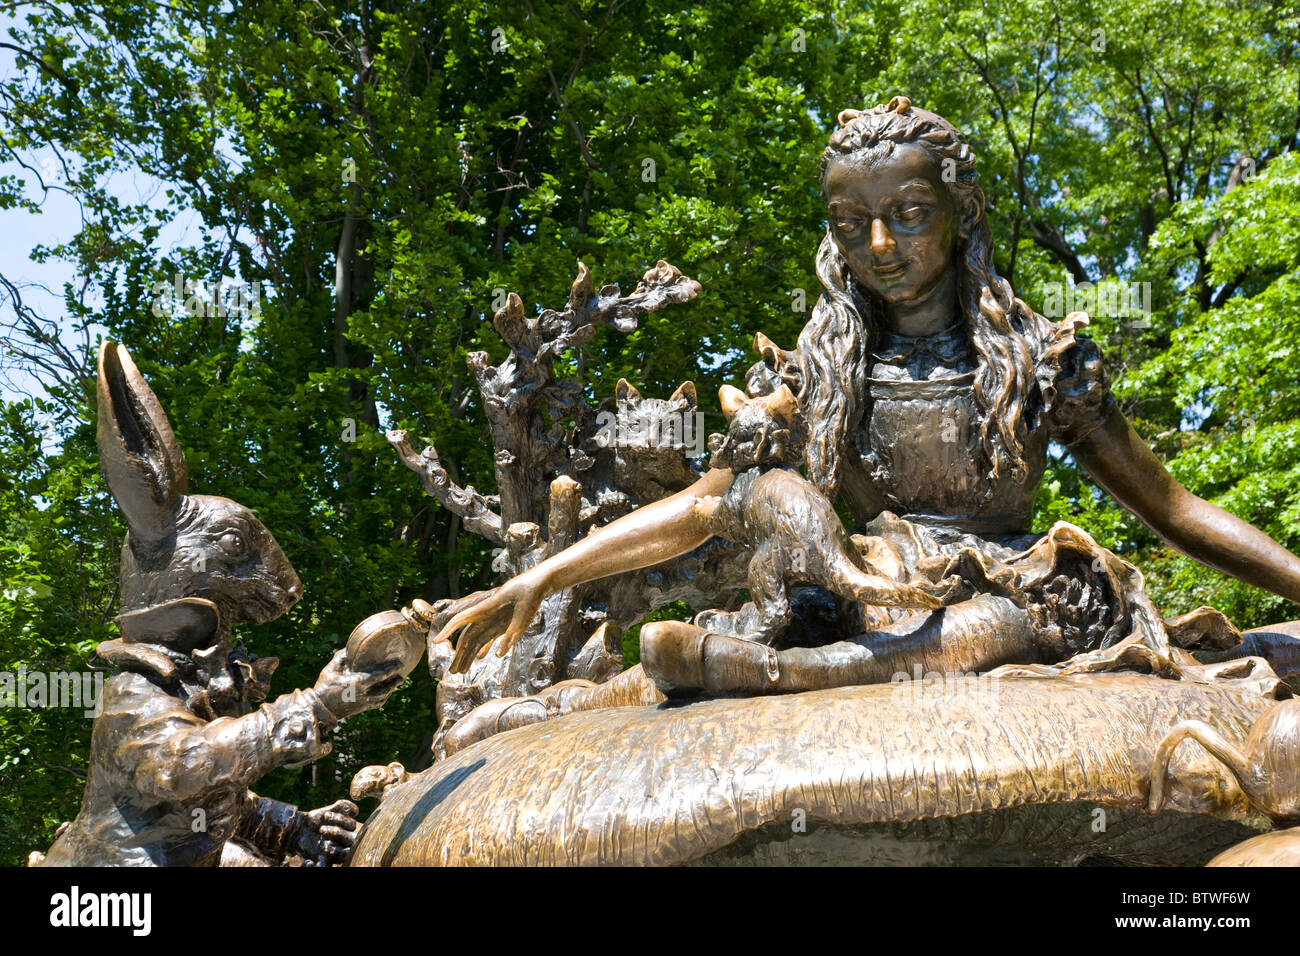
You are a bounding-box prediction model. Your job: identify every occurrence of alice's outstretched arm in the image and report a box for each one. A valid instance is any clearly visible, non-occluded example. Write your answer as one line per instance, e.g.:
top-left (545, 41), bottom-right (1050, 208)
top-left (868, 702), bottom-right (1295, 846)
top-left (1071, 406), bottom-right (1300, 604)
top-left (533, 466), bottom-right (733, 593)
top-left (436, 466), bottom-right (734, 671)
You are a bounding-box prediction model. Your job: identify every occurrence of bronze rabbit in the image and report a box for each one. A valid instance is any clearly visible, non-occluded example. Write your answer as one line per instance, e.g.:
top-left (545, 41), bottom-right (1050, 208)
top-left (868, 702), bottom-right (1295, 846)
top-left (39, 342), bottom-right (400, 866)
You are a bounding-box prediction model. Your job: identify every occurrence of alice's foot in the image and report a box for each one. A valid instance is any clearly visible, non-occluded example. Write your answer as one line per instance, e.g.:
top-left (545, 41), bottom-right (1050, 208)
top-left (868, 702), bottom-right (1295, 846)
top-left (641, 620), bottom-right (782, 698)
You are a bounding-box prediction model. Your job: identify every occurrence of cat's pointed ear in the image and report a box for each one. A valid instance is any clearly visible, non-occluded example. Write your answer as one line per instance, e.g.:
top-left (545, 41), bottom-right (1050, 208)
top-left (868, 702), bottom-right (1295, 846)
top-left (719, 384), bottom-right (747, 420)
top-left (753, 331), bottom-right (794, 367)
top-left (615, 378), bottom-right (642, 403)
top-left (669, 381), bottom-right (697, 407)
top-left (97, 341), bottom-right (188, 548)
top-left (765, 384), bottom-right (799, 424)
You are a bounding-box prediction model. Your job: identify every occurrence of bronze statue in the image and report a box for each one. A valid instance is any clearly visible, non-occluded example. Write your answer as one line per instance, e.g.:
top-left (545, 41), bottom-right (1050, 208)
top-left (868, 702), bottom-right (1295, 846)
top-left (649, 383), bottom-right (962, 693)
top-left (352, 97), bottom-right (1300, 865)
top-left (37, 343), bottom-right (418, 867)
top-left (428, 96), bottom-right (1300, 711)
top-left (32, 96), bottom-right (1297, 868)
top-left (352, 671), bottom-right (1290, 866)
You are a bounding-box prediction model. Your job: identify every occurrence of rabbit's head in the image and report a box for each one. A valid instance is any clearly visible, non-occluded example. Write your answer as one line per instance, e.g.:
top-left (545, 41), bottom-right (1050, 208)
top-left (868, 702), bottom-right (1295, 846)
top-left (97, 342), bottom-right (302, 650)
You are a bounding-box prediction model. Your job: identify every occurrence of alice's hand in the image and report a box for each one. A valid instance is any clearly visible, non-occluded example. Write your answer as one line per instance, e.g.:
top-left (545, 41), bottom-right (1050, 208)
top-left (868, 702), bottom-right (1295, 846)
top-left (431, 574), bottom-right (545, 674)
top-left (293, 799), bottom-right (359, 866)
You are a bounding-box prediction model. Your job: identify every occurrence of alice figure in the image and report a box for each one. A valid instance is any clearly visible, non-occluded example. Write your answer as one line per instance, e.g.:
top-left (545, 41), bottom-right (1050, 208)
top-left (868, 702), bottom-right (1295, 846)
top-left (430, 97), bottom-right (1300, 736)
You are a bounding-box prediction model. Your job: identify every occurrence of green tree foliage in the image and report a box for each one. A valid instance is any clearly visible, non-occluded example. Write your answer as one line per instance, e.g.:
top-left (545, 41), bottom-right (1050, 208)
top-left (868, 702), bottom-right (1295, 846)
top-left (1, 0), bottom-right (1297, 863)
top-left (1122, 152), bottom-right (1300, 626)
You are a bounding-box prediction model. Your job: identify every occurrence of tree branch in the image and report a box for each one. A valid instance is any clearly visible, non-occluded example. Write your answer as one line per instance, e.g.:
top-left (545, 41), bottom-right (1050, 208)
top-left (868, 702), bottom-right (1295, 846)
top-left (387, 430), bottom-right (505, 545)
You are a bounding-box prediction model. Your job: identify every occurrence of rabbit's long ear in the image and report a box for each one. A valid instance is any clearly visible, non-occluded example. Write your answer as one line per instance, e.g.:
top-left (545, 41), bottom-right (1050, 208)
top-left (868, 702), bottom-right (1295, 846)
top-left (97, 341), bottom-right (188, 546)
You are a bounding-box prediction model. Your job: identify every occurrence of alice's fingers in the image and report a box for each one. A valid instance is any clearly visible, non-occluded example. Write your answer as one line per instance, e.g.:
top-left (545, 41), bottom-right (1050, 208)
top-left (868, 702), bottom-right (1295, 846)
top-left (432, 591), bottom-right (496, 644)
top-left (434, 609), bottom-right (477, 645)
top-left (320, 825), bottom-right (358, 843)
top-left (494, 601), bottom-right (537, 658)
top-left (451, 619), bottom-right (493, 673)
top-left (494, 624), bottom-right (524, 658)
top-left (450, 636), bottom-right (476, 674)
top-left (505, 603), bottom-right (536, 647)
top-left (452, 621), bottom-right (488, 671)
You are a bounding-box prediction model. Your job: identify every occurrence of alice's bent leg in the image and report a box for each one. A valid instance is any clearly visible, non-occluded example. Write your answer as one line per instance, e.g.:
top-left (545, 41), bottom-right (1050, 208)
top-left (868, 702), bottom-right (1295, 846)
top-left (778, 593), bottom-right (1039, 692)
top-left (442, 596), bottom-right (1040, 755)
top-left (642, 594), bottom-right (1041, 697)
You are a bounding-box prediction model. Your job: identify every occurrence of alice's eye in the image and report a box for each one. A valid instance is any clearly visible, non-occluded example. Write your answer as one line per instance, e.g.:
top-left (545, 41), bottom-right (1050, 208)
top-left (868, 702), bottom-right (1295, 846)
top-left (835, 217), bottom-right (862, 233)
top-left (219, 532), bottom-right (244, 555)
top-left (896, 205), bottom-right (926, 222)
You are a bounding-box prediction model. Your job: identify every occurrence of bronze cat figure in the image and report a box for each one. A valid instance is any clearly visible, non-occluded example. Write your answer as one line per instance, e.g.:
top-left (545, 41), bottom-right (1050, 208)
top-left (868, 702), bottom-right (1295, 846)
top-left (695, 384), bottom-right (958, 645)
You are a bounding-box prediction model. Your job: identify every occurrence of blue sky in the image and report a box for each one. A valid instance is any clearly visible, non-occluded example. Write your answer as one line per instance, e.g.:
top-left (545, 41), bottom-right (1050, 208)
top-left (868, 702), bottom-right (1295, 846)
top-left (0, 13), bottom-right (209, 415)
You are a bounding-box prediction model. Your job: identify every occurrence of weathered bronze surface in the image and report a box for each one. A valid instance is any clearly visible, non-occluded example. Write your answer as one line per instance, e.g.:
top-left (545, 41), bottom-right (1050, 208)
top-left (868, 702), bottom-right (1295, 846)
top-left (1149, 697), bottom-right (1300, 819)
top-left (1207, 825), bottom-right (1300, 866)
top-left (351, 673), bottom-right (1278, 866)
top-left (39, 96), bottom-right (1298, 867)
top-left (38, 343), bottom-right (418, 866)
top-left (353, 97), bottom-right (1300, 866)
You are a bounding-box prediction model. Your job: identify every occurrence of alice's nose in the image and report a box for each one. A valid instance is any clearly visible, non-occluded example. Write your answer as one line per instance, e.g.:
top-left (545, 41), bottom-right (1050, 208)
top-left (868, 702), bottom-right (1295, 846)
top-left (870, 218), bottom-right (895, 256)
top-left (284, 570), bottom-right (304, 604)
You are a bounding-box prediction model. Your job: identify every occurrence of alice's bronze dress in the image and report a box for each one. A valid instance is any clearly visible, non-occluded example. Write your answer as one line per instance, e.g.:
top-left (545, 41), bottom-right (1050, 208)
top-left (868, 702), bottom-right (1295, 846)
top-left (779, 309), bottom-right (1195, 671)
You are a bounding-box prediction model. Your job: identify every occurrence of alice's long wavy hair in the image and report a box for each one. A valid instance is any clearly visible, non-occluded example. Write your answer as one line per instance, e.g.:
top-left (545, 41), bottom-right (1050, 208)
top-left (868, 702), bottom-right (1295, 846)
top-left (798, 97), bottom-right (1041, 501)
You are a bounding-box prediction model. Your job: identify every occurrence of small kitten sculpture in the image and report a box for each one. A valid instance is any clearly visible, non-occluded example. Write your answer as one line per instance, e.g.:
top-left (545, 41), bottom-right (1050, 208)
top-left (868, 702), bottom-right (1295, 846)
top-left (696, 383), bottom-right (957, 645)
top-left (576, 378), bottom-right (703, 526)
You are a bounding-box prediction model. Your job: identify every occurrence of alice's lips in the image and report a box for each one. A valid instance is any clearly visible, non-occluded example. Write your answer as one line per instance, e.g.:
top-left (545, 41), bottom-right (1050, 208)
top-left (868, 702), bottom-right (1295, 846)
top-left (873, 260), bottom-right (908, 278)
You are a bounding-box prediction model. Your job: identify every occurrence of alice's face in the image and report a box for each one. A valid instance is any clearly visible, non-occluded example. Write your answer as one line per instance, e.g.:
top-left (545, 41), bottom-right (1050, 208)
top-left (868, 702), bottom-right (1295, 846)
top-left (824, 143), bottom-right (960, 305)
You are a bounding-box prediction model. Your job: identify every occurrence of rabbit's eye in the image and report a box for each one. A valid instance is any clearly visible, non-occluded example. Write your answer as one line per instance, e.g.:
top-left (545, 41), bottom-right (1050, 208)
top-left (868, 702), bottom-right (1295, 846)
top-left (219, 532), bottom-right (245, 556)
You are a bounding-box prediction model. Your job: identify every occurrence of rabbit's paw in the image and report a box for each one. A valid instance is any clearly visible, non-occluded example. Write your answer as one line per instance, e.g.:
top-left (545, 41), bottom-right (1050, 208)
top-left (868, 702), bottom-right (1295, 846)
top-left (292, 799), bottom-right (359, 866)
top-left (265, 689), bottom-right (334, 765)
top-left (313, 648), bottom-right (405, 721)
